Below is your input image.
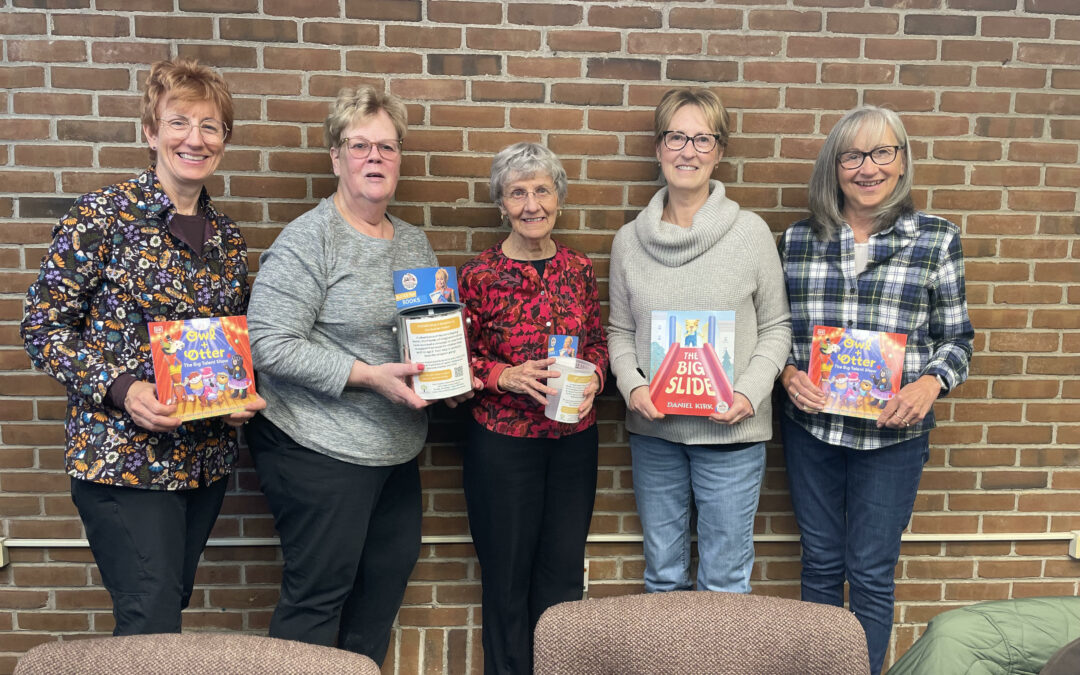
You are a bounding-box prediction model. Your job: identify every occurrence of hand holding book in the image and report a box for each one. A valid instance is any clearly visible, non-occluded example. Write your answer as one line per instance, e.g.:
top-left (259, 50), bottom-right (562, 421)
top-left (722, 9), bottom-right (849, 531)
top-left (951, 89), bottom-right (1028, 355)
top-left (781, 365), bottom-right (827, 415)
top-left (875, 374), bottom-right (941, 429)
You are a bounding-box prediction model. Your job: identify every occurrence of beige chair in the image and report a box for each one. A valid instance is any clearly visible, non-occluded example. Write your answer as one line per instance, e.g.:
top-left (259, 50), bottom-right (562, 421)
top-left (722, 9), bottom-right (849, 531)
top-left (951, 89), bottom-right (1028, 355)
top-left (14, 632), bottom-right (381, 674)
top-left (534, 590), bottom-right (870, 675)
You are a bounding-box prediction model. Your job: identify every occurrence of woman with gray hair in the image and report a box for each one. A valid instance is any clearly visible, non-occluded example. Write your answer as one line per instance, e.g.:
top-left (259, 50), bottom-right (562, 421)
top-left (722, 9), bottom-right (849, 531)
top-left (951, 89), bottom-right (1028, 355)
top-left (459, 142), bottom-right (608, 675)
top-left (244, 86), bottom-right (473, 664)
top-left (778, 105), bottom-right (973, 675)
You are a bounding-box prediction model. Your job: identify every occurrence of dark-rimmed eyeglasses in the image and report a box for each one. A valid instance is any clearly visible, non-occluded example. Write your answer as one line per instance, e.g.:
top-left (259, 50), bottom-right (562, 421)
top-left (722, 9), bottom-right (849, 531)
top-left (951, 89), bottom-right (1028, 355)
top-left (661, 131), bottom-right (722, 153)
top-left (837, 145), bottom-right (905, 170)
top-left (160, 116), bottom-right (229, 142)
top-left (340, 137), bottom-right (402, 160)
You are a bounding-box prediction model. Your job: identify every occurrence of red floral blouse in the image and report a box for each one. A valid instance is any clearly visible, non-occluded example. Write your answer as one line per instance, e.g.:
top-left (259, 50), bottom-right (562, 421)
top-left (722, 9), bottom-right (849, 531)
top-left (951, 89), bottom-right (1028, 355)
top-left (459, 241), bottom-right (608, 438)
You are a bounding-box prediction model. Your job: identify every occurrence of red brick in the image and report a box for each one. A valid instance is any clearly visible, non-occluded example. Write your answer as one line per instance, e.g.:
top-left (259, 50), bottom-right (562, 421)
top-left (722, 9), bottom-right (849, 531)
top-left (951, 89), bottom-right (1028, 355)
top-left (547, 30), bottom-right (622, 53)
top-left (345, 0), bottom-right (420, 21)
top-left (669, 8), bottom-right (742, 30)
top-left (303, 22), bottom-right (379, 46)
top-left (822, 63), bottom-right (895, 84)
top-left (588, 5), bottom-right (661, 29)
top-left (52, 13), bottom-right (128, 37)
top-left (787, 88), bottom-right (859, 110)
top-left (263, 0), bottom-right (337, 16)
top-left (134, 15), bottom-right (213, 39)
top-left (428, 1), bottom-right (502, 25)
top-left (749, 9), bottom-right (822, 32)
top-left (506, 56), bottom-right (579, 79)
top-left (787, 36), bottom-right (861, 58)
top-left (666, 60), bottom-right (738, 83)
top-left (707, 35), bottom-right (783, 57)
top-left (393, 79), bottom-right (468, 102)
top-left (906, 14), bottom-right (976, 35)
top-left (509, 108), bottom-right (583, 131)
top-left (472, 81), bottom-right (544, 103)
top-left (551, 83), bottom-right (624, 106)
top-left (827, 12), bottom-right (899, 34)
top-left (941, 39), bottom-right (1014, 62)
top-left (628, 32), bottom-right (703, 56)
top-left (174, 44), bottom-right (257, 68)
top-left (466, 27), bottom-right (539, 51)
top-left (508, 3), bottom-right (580, 26)
top-left (866, 38), bottom-right (938, 61)
top-left (387, 25), bottom-right (461, 49)
top-left (1019, 43), bottom-right (1080, 65)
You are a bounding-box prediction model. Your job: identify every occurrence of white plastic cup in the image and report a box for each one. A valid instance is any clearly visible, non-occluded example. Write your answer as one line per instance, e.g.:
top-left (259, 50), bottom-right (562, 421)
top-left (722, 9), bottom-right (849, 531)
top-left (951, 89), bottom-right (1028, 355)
top-left (544, 357), bottom-right (596, 423)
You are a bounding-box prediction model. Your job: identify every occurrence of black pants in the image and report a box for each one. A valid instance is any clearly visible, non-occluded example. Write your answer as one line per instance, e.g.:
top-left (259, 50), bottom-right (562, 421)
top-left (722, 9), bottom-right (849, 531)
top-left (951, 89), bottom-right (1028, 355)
top-left (246, 414), bottom-right (421, 665)
top-left (70, 476), bottom-right (228, 635)
top-left (463, 421), bottom-right (599, 675)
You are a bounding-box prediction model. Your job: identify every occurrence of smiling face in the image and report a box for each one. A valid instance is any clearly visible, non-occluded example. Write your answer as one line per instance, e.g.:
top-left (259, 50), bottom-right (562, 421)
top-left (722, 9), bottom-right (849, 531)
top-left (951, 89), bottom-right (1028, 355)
top-left (330, 109), bottom-right (401, 209)
top-left (499, 171), bottom-right (559, 247)
top-left (837, 124), bottom-right (904, 223)
top-left (656, 104), bottom-right (723, 198)
top-left (143, 96), bottom-right (226, 198)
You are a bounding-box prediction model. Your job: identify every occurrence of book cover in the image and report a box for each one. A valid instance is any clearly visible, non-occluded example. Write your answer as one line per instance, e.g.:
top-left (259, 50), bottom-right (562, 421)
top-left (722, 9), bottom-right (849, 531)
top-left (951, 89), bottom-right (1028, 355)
top-left (648, 310), bottom-right (735, 416)
top-left (547, 334), bottom-right (579, 359)
top-left (393, 266), bottom-right (460, 311)
top-left (148, 315), bottom-right (256, 421)
top-left (807, 325), bottom-right (908, 420)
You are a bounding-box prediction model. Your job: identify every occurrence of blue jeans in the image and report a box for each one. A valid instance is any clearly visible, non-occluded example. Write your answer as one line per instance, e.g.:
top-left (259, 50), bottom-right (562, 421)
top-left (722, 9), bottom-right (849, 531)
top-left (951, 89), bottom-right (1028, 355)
top-left (781, 415), bottom-right (929, 675)
top-left (630, 433), bottom-right (766, 593)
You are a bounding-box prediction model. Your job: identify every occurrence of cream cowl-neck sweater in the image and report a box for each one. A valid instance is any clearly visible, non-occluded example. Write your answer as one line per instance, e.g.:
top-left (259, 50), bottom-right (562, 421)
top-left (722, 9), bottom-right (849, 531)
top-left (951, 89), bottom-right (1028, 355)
top-left (607, 180), bottom-right (792, 446)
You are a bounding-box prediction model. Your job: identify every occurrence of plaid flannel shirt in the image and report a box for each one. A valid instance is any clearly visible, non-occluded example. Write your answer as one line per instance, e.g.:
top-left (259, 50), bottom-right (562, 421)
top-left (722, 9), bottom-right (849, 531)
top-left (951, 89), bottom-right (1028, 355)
top-left (778, 211), bottom-right (974, 450)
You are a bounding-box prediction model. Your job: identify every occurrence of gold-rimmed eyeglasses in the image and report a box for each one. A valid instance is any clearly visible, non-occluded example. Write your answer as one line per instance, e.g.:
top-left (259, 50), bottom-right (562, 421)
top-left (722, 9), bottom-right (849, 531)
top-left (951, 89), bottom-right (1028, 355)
top-left (505, 186), bottom-right (557, 204)
top-left (160, 116), bottom-right (229, 142)
top-left (340, 137), bottom-right (402, 160)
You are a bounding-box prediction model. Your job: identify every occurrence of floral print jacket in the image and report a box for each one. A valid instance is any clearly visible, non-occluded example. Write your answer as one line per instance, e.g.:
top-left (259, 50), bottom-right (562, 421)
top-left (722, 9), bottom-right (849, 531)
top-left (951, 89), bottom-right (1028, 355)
top-left (460, 241), bottom-right (608, 438)
top-left (21, 168), bottom-right (250, 490)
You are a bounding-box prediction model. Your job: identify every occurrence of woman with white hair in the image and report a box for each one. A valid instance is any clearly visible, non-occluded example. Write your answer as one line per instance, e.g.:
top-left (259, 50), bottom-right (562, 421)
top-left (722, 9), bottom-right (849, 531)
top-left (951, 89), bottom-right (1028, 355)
top-left (459, 142), bottom-right (608, 675)
top-left (778, 105), bottom-right (974, 675)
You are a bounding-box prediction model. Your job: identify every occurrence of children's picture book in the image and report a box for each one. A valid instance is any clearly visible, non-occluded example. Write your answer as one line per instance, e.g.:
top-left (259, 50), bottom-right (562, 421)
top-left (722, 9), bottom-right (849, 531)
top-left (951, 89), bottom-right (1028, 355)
top-left (807, 325), bottom-right (908, 420)
top-left (393, 266), bottom-right (460, 310)
top-left (547, 334), bottom-right (579, 359)
top-left (148, 316), bottom-right (256, 421)
top-left (648, 310), bottom-right (735, 416)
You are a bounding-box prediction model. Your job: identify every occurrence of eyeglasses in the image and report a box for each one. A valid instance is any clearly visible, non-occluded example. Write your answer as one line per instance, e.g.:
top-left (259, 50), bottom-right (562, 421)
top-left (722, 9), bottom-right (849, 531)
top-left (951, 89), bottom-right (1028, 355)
top-left (837, 145), bottom-right (905, 170)
top-left (505, 186), bottom-right (557, 204)
top-left (340, 137), bottom-right (402, 160)
top-left (661, 131), bottom-right (722, 153)
top-left (160, 116), bottom-right (229, 142)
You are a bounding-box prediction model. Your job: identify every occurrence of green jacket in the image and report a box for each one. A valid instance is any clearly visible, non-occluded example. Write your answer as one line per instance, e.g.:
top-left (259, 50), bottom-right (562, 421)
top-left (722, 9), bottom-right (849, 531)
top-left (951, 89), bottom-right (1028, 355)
top-left (888, 597), bottom-right (1080, 675)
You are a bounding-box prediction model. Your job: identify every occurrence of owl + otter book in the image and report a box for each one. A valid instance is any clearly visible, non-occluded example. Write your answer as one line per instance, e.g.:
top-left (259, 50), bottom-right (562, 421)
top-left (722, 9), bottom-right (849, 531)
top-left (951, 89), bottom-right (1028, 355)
top-left (807, 325), bottom-right (907, 420)
top-left (148, 316), bottom-right (256, 421)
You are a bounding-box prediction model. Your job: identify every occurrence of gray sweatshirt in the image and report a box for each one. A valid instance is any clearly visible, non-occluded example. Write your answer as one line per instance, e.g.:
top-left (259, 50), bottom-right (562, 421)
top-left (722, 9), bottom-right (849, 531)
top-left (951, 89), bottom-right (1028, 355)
top-left (608, 180), bottom-right (792, 446)
top-left (247, 197), bottom-right (437, 466)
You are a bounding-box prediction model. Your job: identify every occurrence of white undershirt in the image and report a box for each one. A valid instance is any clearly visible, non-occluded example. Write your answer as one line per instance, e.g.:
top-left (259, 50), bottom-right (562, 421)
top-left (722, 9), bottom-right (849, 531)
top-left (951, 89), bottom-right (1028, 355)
top-left (854, 242), bottom-right (870, 276)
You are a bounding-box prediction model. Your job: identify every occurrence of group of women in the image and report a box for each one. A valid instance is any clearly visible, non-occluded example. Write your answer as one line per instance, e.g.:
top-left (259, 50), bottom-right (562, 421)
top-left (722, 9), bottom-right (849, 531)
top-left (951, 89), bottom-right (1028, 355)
top-left (22, 58), bottom-right (972, 675)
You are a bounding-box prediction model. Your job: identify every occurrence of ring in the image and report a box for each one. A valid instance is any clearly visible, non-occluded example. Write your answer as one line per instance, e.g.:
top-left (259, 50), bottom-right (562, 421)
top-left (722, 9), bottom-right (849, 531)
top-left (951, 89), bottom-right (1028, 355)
top-left (902, 418), bottom-right (909, 426)
top-left (794, 391), bottom-right (800, 401)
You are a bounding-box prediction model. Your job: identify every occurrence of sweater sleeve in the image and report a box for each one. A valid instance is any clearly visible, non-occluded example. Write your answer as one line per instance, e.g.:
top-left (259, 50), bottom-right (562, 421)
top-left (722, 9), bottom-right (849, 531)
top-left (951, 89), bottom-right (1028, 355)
top-left (247, 218), bottom-right (356, 399)
top-left (606, 231), bottom-right (649, 402)
top-left (578, 260), bottom-right (608, 391)
top-left (731, 219), bottom-right (792, 411)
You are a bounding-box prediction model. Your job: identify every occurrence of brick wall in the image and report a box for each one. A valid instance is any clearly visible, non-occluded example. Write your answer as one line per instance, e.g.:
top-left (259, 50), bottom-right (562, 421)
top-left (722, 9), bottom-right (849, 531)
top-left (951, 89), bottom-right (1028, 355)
top-left (1, 0), bottom-right (1079, 672)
